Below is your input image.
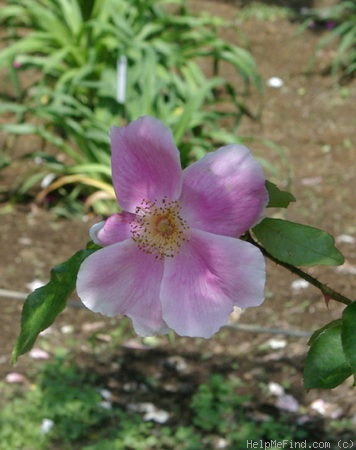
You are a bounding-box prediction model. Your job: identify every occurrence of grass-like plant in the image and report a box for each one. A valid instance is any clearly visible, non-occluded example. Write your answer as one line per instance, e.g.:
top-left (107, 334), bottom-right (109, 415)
top-left (0, 0), bottom-right (262, 214)
top-left (302, 0), bottom-right (356, 80)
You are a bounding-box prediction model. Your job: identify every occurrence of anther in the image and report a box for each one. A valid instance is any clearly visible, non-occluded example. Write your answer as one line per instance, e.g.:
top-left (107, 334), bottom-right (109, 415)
top-left (130, 198), bottom-right (189, 259)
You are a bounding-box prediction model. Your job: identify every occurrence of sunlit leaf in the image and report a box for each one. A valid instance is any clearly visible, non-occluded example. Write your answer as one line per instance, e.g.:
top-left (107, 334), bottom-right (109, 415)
top-left (253, 218), bottom-right (344, 266)
top-left (12, 243), bottom-right (100, 362)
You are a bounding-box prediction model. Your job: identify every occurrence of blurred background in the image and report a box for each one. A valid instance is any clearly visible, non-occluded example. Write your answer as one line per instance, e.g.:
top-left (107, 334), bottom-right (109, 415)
top-left (0, 0), bottom-right (355, 448)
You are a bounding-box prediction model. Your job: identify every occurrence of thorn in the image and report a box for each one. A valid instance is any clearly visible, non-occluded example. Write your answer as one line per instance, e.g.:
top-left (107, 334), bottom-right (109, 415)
top-left (323, 293), bottom-right (332, 309)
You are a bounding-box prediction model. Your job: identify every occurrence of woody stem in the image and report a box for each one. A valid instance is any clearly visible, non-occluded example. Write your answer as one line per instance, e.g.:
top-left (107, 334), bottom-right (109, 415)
top-left (247, 233), bottom-right (353, 306)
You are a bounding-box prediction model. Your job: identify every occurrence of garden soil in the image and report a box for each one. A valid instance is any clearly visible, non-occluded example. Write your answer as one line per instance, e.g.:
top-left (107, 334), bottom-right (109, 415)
top-left (0, 0), bottom-right (355, 439)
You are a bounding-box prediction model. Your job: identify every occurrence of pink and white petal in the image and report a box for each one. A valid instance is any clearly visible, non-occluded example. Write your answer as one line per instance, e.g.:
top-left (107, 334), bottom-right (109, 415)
top-left (111, 116), bottom-right (182, 212)
top-left (89, 212), bottom-right (135, 246)
top-left (76, 240), bottom-right (167, 336)
top-left (161, 229), bottom-right (265, 338)
top-left (180, 145), bottom-right (268, 237)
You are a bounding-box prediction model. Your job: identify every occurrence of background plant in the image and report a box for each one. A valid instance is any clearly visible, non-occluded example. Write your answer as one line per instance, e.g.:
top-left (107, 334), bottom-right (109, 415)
top-left (301, 0), bottom-right (356, 80)
top-left (1, 356), bottom-right (353, 449)
top-left (0, 0), bottom-right (262, 214)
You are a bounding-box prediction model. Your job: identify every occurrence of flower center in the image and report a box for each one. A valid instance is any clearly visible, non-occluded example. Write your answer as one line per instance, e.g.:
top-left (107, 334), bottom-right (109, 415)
top-left (130, 198), bottom-right (189, 259)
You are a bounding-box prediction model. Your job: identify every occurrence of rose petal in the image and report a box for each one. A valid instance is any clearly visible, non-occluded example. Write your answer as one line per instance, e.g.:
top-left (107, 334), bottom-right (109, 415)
top-left (89, 212), bottom-right (134, 246)
top-left (111, 117), bottom-right (182, 212)
top-left (161, 229), bottom-right (265, 338)
top-left (77, 240), bottom-right (168, 336)
top-left (181, 145), bottom-right (268, 237)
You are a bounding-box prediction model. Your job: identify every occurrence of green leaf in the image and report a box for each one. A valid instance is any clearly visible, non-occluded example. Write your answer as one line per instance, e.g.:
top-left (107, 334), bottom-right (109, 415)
top-left (0, 103), bottom-right (28, 114)
top-left (0, 123), bottom-right (37, 135)
top-left (12, 244), bottom-right (99, 362)
top-left (266, 180), bottom-right (296, 208)
top-left (0, 5), bottom-right (26, 21)
top-left (304, 321), bottom-right (352, 389)
top-left (253, 218), bottom-right (344, 266)
top-left (341, 302), bottom-right (356, 384)
top-left (307, 319), bottom-right (342, 346)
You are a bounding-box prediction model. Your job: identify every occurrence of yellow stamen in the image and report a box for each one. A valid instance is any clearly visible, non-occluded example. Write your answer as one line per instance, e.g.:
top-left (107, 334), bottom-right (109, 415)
top-left (130, 198), bottom-right (189, 259)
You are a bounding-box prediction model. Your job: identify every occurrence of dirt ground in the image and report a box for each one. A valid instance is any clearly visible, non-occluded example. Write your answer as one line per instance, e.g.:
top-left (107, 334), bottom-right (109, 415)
top-left (0, 0), bottom-right (355, 436)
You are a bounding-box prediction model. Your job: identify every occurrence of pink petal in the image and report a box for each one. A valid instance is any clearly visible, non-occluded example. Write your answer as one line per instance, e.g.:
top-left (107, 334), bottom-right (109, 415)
top-left (77, 240), bottom-right (168, 336)
top-left (111, 117), bottom-right (182, 213)
top-left (89, 212), bottom-right (134, 246)
top-left (180, 145), bottom-right (268, 237)
top-left (161, 229), bottom-right (265, 338)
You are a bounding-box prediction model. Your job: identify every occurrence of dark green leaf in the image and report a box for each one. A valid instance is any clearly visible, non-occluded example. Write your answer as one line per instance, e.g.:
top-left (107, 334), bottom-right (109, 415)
top-left (253, 218), bottom-right (344, 266)
top-left (265, 180), bottom-right (296, 208)
top-left (307, 319), bottom-right (342, 346)
top-left (304, 321), bottom-right (352, 389)
top-left (12, 244), bottom-right (99, 362)
top-left (341, 301), bottom-right (356, 384)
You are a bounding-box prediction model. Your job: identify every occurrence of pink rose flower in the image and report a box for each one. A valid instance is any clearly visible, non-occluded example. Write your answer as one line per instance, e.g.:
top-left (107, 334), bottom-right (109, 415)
top-left (77, 116), bottom-right (268, 338)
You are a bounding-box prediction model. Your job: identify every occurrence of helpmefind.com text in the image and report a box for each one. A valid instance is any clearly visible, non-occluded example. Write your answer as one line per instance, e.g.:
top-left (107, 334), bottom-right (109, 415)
top-left (246, 439), bottom-right (354, 449)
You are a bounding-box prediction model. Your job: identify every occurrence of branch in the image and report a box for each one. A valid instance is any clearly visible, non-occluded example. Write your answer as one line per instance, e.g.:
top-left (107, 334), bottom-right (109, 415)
top-left (247, 233), bottom-right (353, 306)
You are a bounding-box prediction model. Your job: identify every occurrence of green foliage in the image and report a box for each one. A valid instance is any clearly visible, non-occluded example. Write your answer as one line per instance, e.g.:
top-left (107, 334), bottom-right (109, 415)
top-left (304, 302), bottom-right (356, 389)
top-left (0, 0), bottom-right (262, 213)
top-left (253, 186), bottom-right (353, 392)
top-left (38, 359), bottom-right (114, 442)
top-left (82, 423), bottom-right (202, 450)
top-left (0, 358), bottom-right (120, 450)
top-left (190, 375), bottom-right (312, 445)
top-left (238, 2), bottom-right (294, 22)
top-left (253, 218), bottom-right (344, 267)
top-left (341, 301), bottom-right (356, 383)
top-left (191, 374), bottom-right (248, 433)
top-left (2, 364), bottom-right (349, 450)
top-left (12, 242), bottom-right (100, 362)
top-left (0, 386), bottom-right (49, 450)
top-left (265, 181), bottom-right (296, 208)
top-left (303, 0), bottom-right (356, 79)
top-left (304, 320), bottom-right (352, 389)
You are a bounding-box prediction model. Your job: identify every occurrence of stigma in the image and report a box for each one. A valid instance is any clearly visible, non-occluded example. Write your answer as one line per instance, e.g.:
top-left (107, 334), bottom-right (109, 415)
top-left (130, 198), bottom-right (189, 259)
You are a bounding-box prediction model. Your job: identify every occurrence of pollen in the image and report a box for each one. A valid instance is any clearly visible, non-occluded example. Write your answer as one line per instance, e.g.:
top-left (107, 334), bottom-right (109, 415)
top-left (130, 198), bottom-right (189, 259)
